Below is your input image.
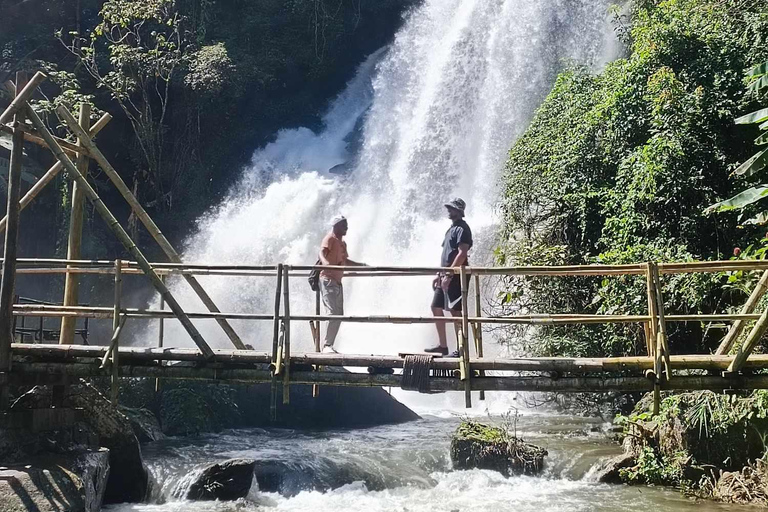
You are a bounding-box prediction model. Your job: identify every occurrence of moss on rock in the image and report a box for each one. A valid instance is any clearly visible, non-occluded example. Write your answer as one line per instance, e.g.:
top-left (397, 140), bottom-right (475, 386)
top-left (450, 420), bottom-right (547, 476)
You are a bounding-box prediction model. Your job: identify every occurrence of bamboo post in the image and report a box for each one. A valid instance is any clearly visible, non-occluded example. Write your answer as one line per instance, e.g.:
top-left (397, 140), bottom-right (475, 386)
top-left (270, 265), bottom-right (283, 421)
top-left (312, 286), bottom-right (321, 398)
top-left (282, 266), bottom-right (291, 405)
top-left (717, 269), bottom-right (768, 355)
top-left (59, 103), bottom-right (91, 345)
top-left (26, 103), bottom-right (215, 359)
top-left (0, 103), bottom-right (109, 235)
top-left (652, 263), bottom-right (671, 379)
top-left (155, 274), bottom-right (166, 393)
top-left (111, 260), bottom-right (122, 403)
top-left (55, 106), bottom-right (246, 350)
top-left (0, 72), bottom-right (27, 410)
top-left (646, 262), bottom-right (660, 415)
top-left (460, 267), bottom-right (472, 408)
top-left (473, 273), bottom-right (485, 401)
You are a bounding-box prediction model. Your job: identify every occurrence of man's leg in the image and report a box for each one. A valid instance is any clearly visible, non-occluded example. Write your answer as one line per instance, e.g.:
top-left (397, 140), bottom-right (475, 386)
top-left (321, 279), bottom-right (343, 348)
top-left (432, 307), bottom-right (447, 348)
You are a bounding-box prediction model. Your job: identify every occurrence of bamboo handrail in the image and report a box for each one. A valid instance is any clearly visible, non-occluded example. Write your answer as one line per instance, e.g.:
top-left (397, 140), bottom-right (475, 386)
top-left (0, 72), bottom-right (45, 127)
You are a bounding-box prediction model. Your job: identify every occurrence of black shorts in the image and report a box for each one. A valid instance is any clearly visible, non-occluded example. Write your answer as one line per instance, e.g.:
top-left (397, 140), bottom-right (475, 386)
top-left (431, 276), bottom-right (463, 312)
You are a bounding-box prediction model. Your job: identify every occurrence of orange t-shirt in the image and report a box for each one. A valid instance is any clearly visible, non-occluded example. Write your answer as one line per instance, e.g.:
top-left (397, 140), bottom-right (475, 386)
top-left (320, 233), bottom-right (348, 283)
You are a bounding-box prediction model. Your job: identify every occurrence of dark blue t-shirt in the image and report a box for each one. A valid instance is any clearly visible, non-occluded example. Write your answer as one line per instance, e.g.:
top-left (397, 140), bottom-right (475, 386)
top-left (441, 219), bottom-right (473, 267)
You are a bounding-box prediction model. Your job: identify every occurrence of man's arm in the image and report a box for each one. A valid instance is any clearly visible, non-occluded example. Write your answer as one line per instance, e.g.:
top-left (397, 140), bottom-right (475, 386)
top-left (450, 243), bottom-right (470, 268)
top-left (319, 247), bottom-right (332, 266)
top-left (345, 258), bottom-right (367, 267)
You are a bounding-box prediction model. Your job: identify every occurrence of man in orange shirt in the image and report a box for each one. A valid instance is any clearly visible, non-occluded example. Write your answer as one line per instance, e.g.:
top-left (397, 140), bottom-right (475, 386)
top-left (319, 216), bottom-right (366, 353)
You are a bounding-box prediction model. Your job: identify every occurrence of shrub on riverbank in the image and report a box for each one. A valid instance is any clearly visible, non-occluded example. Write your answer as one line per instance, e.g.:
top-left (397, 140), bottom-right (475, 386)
top-left (609, 391), bottom-right (768, 504)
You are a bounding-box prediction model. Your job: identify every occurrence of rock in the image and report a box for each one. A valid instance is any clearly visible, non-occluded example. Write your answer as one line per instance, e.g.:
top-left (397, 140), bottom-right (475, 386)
top-left (235, 368), bottom-right (420, 428)
top-left (121, 407), bottom-right (165, 443)
top-left (186, 458), bottom-right (256, 501)
top-left (450, 420), bottom-right (547, 476)
top-left (0, 448), bottom-right (110, 512)
top-left (11, 381), bottom-right (149, 504)
top-left (594, 453), bottom-right (635, 484)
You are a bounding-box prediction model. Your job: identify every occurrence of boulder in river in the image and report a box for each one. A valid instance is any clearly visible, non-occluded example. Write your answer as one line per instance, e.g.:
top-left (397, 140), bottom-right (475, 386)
top-left (0, 448), bottom-right (110, 512)
top-left (450, 420), bottom-right (547, 476)
top-left (593, 452), bottom-right (636, 484)
top-left (186, 458), bottom-right (256, 501)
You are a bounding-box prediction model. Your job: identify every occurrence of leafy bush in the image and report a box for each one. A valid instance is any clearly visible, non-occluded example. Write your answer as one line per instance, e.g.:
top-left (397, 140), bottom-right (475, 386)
top-left (497, 0), bottom-right (768, 358)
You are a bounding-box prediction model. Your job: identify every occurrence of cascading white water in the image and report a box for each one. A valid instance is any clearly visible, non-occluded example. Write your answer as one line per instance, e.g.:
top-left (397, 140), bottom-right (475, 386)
top-left (151, 0), bottom-right (616, 410)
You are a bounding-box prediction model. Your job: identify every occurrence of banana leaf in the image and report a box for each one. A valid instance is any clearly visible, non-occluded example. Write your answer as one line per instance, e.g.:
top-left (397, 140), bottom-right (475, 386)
top-left (732, 148), bottom-right (768, 176)
top-left (706, 184), bottom-right (768, 213)
top-left (736, 107), bottom-right (768, 125)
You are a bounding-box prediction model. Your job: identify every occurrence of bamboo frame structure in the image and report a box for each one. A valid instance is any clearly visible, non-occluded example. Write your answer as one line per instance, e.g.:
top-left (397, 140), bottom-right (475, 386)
top-left (24, 96), bottom-right (215, 359)
top-left (57, 106), bottom-right (246, 351)
top-left (10, 79), bottom-right (768, 412)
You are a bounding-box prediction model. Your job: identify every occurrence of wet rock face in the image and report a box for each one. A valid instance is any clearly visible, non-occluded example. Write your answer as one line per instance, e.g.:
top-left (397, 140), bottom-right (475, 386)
top-left (11, 382), bottom-right (149, 504)
top-left (450, 421), bottom-right (548, 476)
top-left (121, 407), bottom-right (166, 443)
top-left (0, 448), bottom-right (110, 512)
top-left (186, 458), bottom-right (256, 501)
top-left (594, 453), bottom-right (636, 484)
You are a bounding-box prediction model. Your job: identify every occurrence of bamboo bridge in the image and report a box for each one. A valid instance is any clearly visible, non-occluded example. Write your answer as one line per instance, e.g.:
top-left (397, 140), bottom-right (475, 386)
top-left (3, 73), bottom-right (768, 418)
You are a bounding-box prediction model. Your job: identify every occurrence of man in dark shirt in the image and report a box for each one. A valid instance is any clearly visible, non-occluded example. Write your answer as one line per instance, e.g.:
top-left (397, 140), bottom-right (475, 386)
top-left (425, 198), bottom-right (472, 357)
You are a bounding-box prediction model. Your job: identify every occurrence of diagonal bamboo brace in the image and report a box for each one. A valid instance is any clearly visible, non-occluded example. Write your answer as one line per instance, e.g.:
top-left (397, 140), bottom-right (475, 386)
top-left (27, 104), bottom-right (216, 359)
top-left (56, 105), bottom-right (246, 350)
top-left (0, 72), bottom-right (46, 127)
top-left (717, 269), bottom-right (768, 355)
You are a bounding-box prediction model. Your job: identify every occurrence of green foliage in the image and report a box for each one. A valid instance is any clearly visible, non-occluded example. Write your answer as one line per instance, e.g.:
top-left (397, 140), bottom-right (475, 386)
top-left (497, 0), bottom-right (768, 358)
top-left (707, 60), bottom-right (768, 217)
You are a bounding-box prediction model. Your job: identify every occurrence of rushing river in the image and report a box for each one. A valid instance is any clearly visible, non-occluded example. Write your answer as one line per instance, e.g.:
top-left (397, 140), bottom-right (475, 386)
top-left (106, 409), bottom-right (746, 512)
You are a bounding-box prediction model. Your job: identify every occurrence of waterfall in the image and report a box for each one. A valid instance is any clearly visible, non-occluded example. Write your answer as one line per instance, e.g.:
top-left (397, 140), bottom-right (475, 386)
top-left (152, 0), bottom-right (616, 368)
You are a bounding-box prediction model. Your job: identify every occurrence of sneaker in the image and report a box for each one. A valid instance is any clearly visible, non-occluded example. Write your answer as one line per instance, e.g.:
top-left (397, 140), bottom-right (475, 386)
top-left (322, 345), bottom-right (338, 354)
top-left (423, 345), bottom-right (449, 356)
top-left (449, 350), bottom-right (461, 358)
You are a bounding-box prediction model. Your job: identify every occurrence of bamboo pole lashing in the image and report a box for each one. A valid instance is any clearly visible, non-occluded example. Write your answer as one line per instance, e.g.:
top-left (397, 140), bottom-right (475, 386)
top-left (26, 98), bottom-right (215, 359)
top-left (60, 103), bottom-right (91, 345)
top-left (56, 105), bottom-right (246, 351)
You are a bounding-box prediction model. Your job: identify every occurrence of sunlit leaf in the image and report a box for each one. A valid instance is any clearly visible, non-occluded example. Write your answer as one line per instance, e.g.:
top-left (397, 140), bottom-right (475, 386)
top-left (743, 212), bottom-right (768, 225)
top-left (735, 107), bottom-right (768, 125)
top-left (732, 148), bottom-right (768, 176)
top-left (747, 61), bottom-right (768, 78)
top-left (706, 184), bottom-right (768, 213)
